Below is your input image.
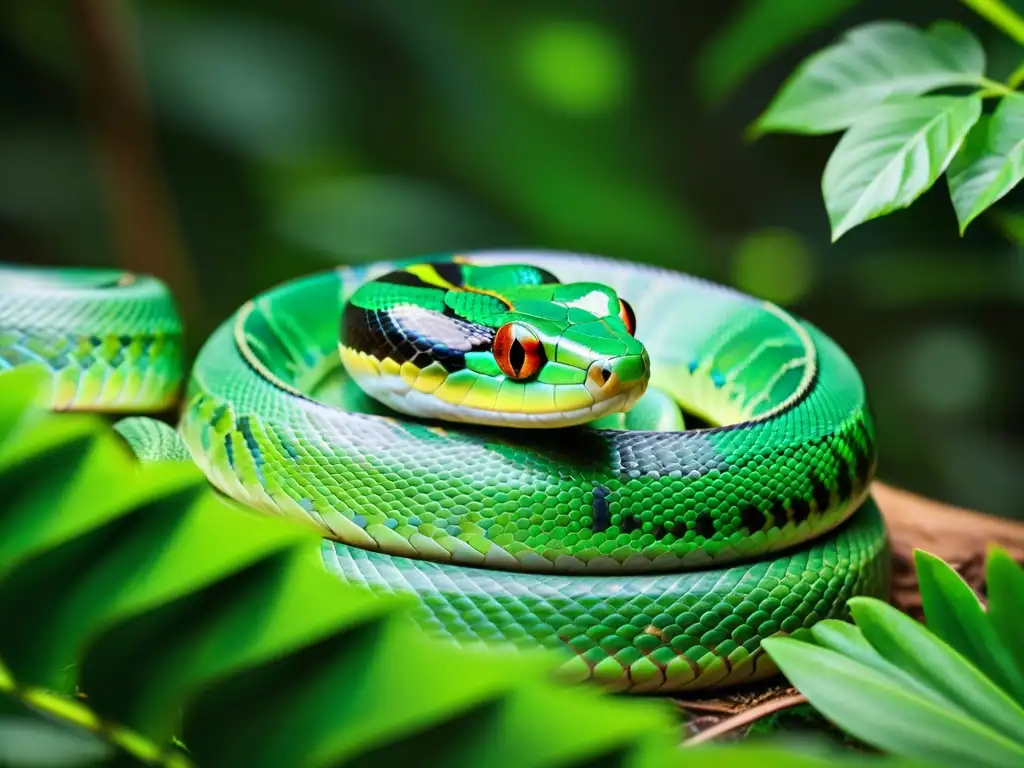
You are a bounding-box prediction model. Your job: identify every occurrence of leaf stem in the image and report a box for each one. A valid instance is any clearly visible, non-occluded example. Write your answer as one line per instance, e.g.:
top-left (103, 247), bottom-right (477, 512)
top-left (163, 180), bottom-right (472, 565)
top-left (69, 0), bottom-right (200, 329)
top-left (0, 664), bottom-right (192, 767)
top-left (979, 76), bottom-right (1019, 98)
top-left (1008, 61), bottom-right (1024, 89)
top-left (960, 0), bottom-right (1024, 48)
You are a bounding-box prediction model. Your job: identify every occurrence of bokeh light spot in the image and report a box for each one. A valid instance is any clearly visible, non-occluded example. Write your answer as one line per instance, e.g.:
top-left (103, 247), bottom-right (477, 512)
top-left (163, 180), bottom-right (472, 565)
top-left (901, 326), bottom-right (992, 415)
top-left (517, 22), bottom-right (629, 115)
top-left (731, 228), bottom-right (814, 305)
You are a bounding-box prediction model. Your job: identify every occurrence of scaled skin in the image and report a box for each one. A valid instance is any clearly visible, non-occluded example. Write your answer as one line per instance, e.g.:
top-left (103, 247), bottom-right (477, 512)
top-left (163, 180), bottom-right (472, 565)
top-left (0, 251), bottom-right (888, 693)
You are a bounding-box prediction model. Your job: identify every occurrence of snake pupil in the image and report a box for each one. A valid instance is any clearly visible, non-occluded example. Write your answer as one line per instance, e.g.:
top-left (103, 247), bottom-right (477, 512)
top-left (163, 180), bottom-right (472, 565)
top-left (492, 322), bottom-right (546, 380)
top-left (509, 338), bottom-right (526, 375)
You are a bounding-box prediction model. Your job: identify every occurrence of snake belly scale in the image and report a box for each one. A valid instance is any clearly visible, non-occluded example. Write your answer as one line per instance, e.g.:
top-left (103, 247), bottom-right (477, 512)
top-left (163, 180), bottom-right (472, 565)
top-left (0, 250), bottom-right (890, 693)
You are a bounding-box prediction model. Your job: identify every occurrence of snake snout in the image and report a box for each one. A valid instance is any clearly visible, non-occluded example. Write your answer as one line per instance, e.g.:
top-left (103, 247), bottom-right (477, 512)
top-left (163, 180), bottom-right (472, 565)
top-left (586, 353), bottom-right (649, 402)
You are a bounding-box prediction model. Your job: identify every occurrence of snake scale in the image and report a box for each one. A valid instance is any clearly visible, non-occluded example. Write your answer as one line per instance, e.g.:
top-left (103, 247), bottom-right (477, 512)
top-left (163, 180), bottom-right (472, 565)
top-left (0, 250), bottom-right (890, 693)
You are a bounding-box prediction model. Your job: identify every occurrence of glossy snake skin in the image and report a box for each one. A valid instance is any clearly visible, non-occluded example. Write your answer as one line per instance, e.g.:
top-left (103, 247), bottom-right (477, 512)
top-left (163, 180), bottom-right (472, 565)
top-left (0, 251), bottom-right (890, 693)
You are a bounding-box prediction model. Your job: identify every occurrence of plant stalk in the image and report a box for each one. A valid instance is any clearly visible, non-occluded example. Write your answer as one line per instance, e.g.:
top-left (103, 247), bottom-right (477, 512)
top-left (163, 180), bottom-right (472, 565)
top-left (960, 0), bottom-right (1024, 48)
top-left (979, 76), bottom-right (1019, 97)
top-left (69, 0), bottom-right (199, 325)
top-left (1008, 60), bottom-right (1024, 89)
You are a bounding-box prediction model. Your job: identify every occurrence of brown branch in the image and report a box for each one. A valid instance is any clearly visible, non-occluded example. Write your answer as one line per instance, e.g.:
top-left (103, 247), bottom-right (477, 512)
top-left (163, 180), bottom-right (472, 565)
top-left (69, 0), bottom-right (199, 325)
top-left (874, 481), bottom-right (1024, 561)
top-left (681, 693), bottom-right (808, 746)
top-left (674, 699), bottom-right (745, 716)
top-left (873, 481), bottom-right (1024, 617)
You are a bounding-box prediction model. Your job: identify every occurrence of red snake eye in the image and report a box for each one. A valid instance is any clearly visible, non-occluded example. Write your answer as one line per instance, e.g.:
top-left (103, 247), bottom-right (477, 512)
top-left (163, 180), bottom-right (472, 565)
top-left (493, 323), bottom-right (544, 380)
top-left (618, 299), bottom-right (636, 336)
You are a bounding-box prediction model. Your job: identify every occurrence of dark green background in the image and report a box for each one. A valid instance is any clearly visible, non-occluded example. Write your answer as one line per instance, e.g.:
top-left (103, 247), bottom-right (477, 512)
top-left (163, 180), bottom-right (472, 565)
top-left (3, 0), bottom-right (1022, 518)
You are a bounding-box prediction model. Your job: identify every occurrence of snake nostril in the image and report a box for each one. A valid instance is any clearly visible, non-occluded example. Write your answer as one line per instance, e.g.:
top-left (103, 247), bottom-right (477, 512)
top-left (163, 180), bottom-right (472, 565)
top-left (599, 366), bottom-right (612, 385)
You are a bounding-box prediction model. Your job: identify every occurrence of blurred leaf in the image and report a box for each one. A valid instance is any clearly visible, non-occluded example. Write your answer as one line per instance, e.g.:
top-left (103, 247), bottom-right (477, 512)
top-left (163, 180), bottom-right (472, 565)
top-left (914, 549), bottom-right (1024, 704)
top-left (0, 366), bottom-right (936, 766)
top-left (273, 176), bottom-right (514, 262)
top-left (848, 597), bottom-right (1024, 744)
top-left (754, 21), bottom-right (985, 136)
top-left (947, 94), bottom-right (1024, 233)
top-left (823, 95), bottom-right (982, 240)
top-left (989, 207), bottom-right (1024, 242)
top-left (0, 127), bottom-right (111, 266)
top-left (137, 9), bottom-right (346, 161)
top-left (684, 741), bottom-right (931, 766)
top-left (697, 0), bottom-right (859, 107)
top-left (0, 713), bottom-right (113, 767)
top-left (987, 546), bottom-right (1024, 683)
top-left (0, 367), bottom-right (707, 767)
top-left (763, 635), bottom-right (1024, 767)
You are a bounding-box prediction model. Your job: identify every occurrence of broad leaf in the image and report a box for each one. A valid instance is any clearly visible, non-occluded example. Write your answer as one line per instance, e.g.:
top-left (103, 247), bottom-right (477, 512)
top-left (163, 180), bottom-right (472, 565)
top-left (763, 636), bottom-right (1024, 767)
top-left (810, 620), bottom-right (951, 708)
top-left (947, 94), bottom-right (1024, 232)
top-left (987, 546), bottom-right (1024, 684)
top-left (754, 21), bottom-right (985, 135)
top-left (823, 95), bottom-right (982, 240)
top-left (914, 549), bottom-right (1024, 705)
top-left (849, 597), bottom-right (1024, 745)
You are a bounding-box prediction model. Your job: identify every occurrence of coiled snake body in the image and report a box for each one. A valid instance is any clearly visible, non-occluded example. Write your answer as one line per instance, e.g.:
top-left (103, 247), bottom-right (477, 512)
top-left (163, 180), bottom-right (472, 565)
top-left (0, 251), bottom-right (890, 693)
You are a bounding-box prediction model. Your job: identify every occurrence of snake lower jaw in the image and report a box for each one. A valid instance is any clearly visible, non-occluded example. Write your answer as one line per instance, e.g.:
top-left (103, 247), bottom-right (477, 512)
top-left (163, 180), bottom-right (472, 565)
top-left (464, 384), bottom-right (648, 429)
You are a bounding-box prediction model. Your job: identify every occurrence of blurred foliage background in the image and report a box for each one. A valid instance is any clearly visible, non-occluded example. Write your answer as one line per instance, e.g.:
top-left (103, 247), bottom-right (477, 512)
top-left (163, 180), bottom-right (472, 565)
top-left (1, 0), bottom-right (1023, 519)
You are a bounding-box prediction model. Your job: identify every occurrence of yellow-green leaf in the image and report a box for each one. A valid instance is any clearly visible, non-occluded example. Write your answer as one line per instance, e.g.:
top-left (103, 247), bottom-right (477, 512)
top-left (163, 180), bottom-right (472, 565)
top-left (987, 546), bottom-right (1024, 686)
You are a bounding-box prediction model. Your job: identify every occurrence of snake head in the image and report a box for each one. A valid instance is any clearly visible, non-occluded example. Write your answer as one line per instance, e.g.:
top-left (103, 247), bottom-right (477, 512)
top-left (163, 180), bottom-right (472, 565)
top-left (471, 281), bottom-right (650, 427)
top-left (340, 264), bottom-right (651, 428)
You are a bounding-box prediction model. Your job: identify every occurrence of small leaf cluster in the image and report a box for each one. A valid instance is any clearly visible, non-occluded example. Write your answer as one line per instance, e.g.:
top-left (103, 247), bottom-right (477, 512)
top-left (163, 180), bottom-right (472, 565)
top-left (763, 547), bottom-right (1024, 768)
top-left (756, 21), bottom-right (1024, 238)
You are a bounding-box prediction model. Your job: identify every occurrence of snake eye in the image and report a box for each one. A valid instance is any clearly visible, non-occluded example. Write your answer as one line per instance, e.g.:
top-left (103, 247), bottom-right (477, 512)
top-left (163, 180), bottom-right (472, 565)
top-left (618, 299), bottom-right (636, 336)
top-left (493, 323), bottom-right (545, 380)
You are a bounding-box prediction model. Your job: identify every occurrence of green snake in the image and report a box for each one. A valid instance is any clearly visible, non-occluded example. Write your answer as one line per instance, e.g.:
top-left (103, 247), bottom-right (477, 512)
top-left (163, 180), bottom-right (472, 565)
top-left (0, 250), bottom-right (890, 693)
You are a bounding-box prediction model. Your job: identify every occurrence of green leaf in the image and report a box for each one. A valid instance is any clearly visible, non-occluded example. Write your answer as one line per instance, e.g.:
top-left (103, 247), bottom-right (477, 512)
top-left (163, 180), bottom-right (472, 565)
top-left (763, 636), bottom-right (1024, 767)
top-left (754, 21), bottom-right (985, 135)
top-left (849, 597), bottom-right (1024, 745)
top-left (823, 95), bottom-right (982, 240)
top-left (696, 0), bottom-right (859, 108)
top-left (987, 546), bottom-right (1024, 684)
top-left (947, 94), bottom-right (1024, 232)
top-left (914, 549), bottom-right (1024, 704)
top-left (810, 620), bottom-right (950, 708)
